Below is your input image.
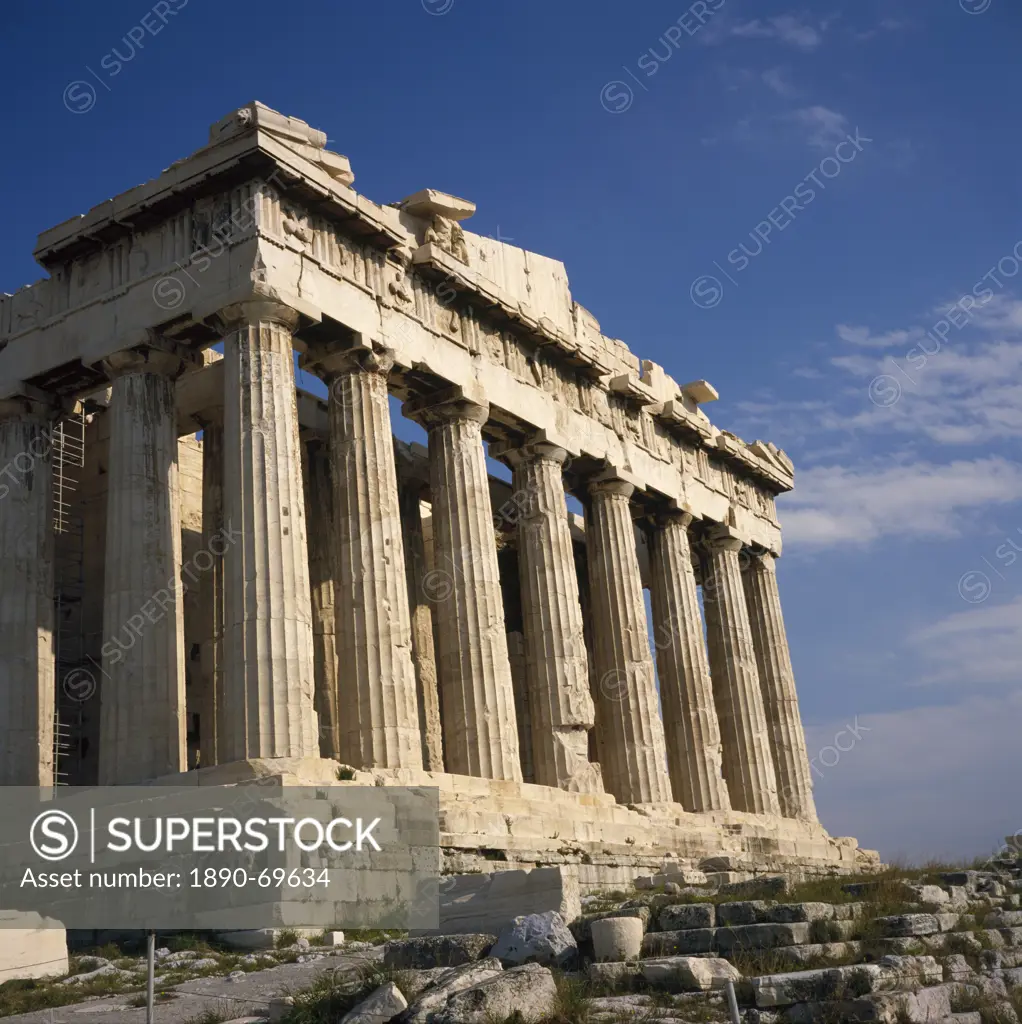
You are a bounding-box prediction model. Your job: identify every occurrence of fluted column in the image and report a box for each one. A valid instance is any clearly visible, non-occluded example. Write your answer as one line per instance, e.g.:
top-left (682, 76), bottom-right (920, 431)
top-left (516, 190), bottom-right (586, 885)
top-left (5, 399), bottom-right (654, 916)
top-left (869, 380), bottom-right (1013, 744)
top-left (701, 527), bottom-right (780, 815)
top-left (0, 394), bottom-right (58, 786)
top-left (302, 437), bottom-right (341, 761)
top-left (99, 349), bottom-right (187, 783)
top-left (199, 417), bottom-right (225, 768)
top-left (506, 630), bottom-right (534, 783)
top-left (743, 550), bottom-right (818, 821)
top-left (507, 442), bottom-right (602, 793)
top-left (218, 302), bottom-right (319, 761)
top-left (397, 471), bottom-right (444, 772)
top-left (649, 511), bottom-right (731, 812)
top-left (406, 393), bottom-right (521, 781)
top-left (585, 477), bottom-right (672, 804)
top-left (320, 346), bottom-right (422, 769)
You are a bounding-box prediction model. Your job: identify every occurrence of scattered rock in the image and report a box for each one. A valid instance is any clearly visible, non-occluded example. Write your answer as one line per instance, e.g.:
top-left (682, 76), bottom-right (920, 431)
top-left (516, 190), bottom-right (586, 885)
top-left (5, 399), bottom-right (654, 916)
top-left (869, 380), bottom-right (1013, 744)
top-left (875, 914), bottom-right (941, 938)
top-left (490, 911), bottom-right (577, 968)
top-left (714, 922), bottom-right (812, 953)
top-left (640, 956), bottom-right (740, 992)
top-left (383, 934), bottom-right (495, 969)
top-left (340, 981), bottom-right (407, 1024)
top-left (641, 928), bottom-right (714, 957)
top-left (587, 961), bottom-right (641, 988)
top-left (396, 959), bottom-right (503, 1024)
top-left (433, 964), bottom-right (557, 1024)
top-left (718, 875), bottom-right (790, 898)
top-left (716, 901), bottom-right (772, 926)
top-left (658, 903), bottom-right (715, 931)
top-left (60, 965), bottom-right (132, 986)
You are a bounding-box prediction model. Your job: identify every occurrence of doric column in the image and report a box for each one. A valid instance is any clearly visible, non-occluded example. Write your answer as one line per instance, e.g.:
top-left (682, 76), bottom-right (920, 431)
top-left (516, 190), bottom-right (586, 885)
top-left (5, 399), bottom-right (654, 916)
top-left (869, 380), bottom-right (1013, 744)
top-left (218, 302), bottom-right (319, 761)
top-left (99, 348), bottom-right (188, 784)
top-left (396, 465), bottom-right (444, 772)
top-left (198, 417), bottom-right (225, 768)
top-left (316, 345), bottom-right (422, 769)
top-left (649, 511), bottom-right (731, 812)
top-left (743, 550), bottom-right (818, 821)
top-left (0, 393), bottom-right (58, 786)
top-left (506, 630), bottom-right (534, 783)
top-left (302, 437), bottom-right (341, 761)
top-left (405, 392), bottom-right (521, 781)
top-left (585, 477), bottom-right (672, 805)
top-left (701, 527), bottom-right (780, 816)
top-left (505, 441), bottom-right (602, 793)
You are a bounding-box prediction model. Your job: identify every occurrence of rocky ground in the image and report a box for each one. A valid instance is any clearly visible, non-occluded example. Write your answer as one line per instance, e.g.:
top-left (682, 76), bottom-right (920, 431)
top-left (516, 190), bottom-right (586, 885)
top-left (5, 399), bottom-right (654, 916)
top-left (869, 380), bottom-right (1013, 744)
top-left (4, 850), bottom-right (1022, 1024)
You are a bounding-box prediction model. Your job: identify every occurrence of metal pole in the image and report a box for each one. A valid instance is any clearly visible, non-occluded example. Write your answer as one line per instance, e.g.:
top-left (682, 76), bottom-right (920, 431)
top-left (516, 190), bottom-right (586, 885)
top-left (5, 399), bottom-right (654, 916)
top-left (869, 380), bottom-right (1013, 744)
top-left (146, 931), bottom-right (155, 1024)
top-left (724, 979), bottom-right (741, 1024)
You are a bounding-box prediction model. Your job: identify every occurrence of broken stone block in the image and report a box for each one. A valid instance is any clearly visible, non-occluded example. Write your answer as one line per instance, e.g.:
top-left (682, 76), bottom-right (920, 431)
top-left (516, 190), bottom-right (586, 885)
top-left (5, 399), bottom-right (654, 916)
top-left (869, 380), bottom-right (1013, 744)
top-left (717, 901), bottom-right (772, 926)
top-left (875, 914), bottom-right (941, 938)
top-left (753, 964), bottom-right (883, 1007)
top-left (384, 934), bottom-right (496, 969)
top-left (490, 911), bottom-right (577, 968)
top-left (987, 910), bottom-right (1022, 928)
top-left (641, 928), bottom-right (715, 956)
top-left (591, 917), bottom-right (643, 962)
top-left (426, 867), bottom-right (581, 936)
top-left (396, 958), bottom-right (503, 1024)
top-left (904, 884), bottom-right (950, 906)
top-left (767, 902), bottom-right (835, 923)
top-left (714, 922), bottom-right (812, 953)
top-left (718, 875), bottom-right (790, 898)
top-left (658, 903), bottom-right (716, 931)
top-left (876, 954), bottom-right (943, 987)
top-left (434, 963), bottom-right (558, 1024)
top-left (832, 902), bottom-right (865, 921)
top-left (640, 956), bottom-right (740, 992)
top-left (587, 961), bottom-right (641, 988)
top-left (340, 982), bottom-right (407, 1024)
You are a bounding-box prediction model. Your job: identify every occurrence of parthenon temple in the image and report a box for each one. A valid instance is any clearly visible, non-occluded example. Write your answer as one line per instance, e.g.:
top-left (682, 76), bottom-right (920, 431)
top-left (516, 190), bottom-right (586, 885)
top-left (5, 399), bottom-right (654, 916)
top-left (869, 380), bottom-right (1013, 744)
top-left (0, 103), bottom-right (875, 885)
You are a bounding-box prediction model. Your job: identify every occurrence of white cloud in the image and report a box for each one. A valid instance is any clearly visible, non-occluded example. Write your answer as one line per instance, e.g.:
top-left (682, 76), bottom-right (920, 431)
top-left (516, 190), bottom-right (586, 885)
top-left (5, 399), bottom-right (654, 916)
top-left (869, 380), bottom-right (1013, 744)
top-left (779, 457), bottom-right (1022, 547)
top-left (731, 15), bottom-right (827, 51)
top-left (910, 595), bottom-right (1022, 686)
top-left (762, 66), bottom-right (798, 97)
top-left (791, 105), bottom-right (850, 150)
top-left (835, 324), bottom-right (923, 349)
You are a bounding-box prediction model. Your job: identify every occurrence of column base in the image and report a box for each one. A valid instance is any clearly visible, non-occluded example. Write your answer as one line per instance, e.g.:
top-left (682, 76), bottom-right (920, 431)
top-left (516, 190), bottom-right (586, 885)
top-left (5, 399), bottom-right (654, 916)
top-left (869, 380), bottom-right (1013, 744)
top-left (152, 757), bottom-right (881, 889)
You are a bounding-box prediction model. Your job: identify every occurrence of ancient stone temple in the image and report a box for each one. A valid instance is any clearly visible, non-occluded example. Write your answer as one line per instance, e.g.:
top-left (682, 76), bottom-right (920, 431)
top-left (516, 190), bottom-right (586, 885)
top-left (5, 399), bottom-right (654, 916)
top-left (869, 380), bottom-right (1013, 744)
top-left (0, 103), bottom-right (876, 886)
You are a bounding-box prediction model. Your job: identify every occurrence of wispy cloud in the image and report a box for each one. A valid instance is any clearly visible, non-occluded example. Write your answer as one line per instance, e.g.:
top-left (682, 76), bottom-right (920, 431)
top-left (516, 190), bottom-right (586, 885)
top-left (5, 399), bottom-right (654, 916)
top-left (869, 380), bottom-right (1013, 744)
top-left (731, 14), bottom-right (829, 51)
top-left (779, 457), bottom-right (1022, 548)
top-left (910, 597), bottom-right (1022, 686)
top-left (762, 66), bottom-right (798, 97)
top-left (790, 105), bottom-right (851, 150)
top-left (853, 18), bottom-right (908, 42)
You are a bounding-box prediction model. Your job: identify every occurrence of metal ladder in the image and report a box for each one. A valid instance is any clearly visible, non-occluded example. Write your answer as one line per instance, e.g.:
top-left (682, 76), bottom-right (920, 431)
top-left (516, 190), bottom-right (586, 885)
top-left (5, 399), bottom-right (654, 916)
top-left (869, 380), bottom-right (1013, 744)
top-left (52, 408), bottom-right (88, 785)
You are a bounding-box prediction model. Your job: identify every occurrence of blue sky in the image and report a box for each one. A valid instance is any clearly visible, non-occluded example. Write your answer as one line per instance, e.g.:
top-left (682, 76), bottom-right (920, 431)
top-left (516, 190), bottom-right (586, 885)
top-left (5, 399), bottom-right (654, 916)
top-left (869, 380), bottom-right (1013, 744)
top-left (3, 0), bottom-right (1020, 861)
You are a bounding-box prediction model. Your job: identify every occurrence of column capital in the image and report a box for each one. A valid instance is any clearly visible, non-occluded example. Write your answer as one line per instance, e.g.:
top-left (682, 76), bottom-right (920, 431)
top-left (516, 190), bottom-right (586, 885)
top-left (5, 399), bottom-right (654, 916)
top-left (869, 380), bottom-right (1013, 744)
top-left (403, 386), bottom-right (489, 429)
top-left (745, 548), bottom-right (779, 573)
top-left (309, 341), bottom-right (396, 382)
top-left (587, 476), bottom-right (634, 500)
top-left (213, 300), bottom-right (300, 333)
top-left (704, 523), bottom-right (746, 553)
top-left (654, 505), bottom-right (697, 531)
top-left (101, 343), bottom-right (197, 382)
top-left (491, 436), bottom-right (568, 469)
top-left (0, 387), bottom-right (63, 423)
